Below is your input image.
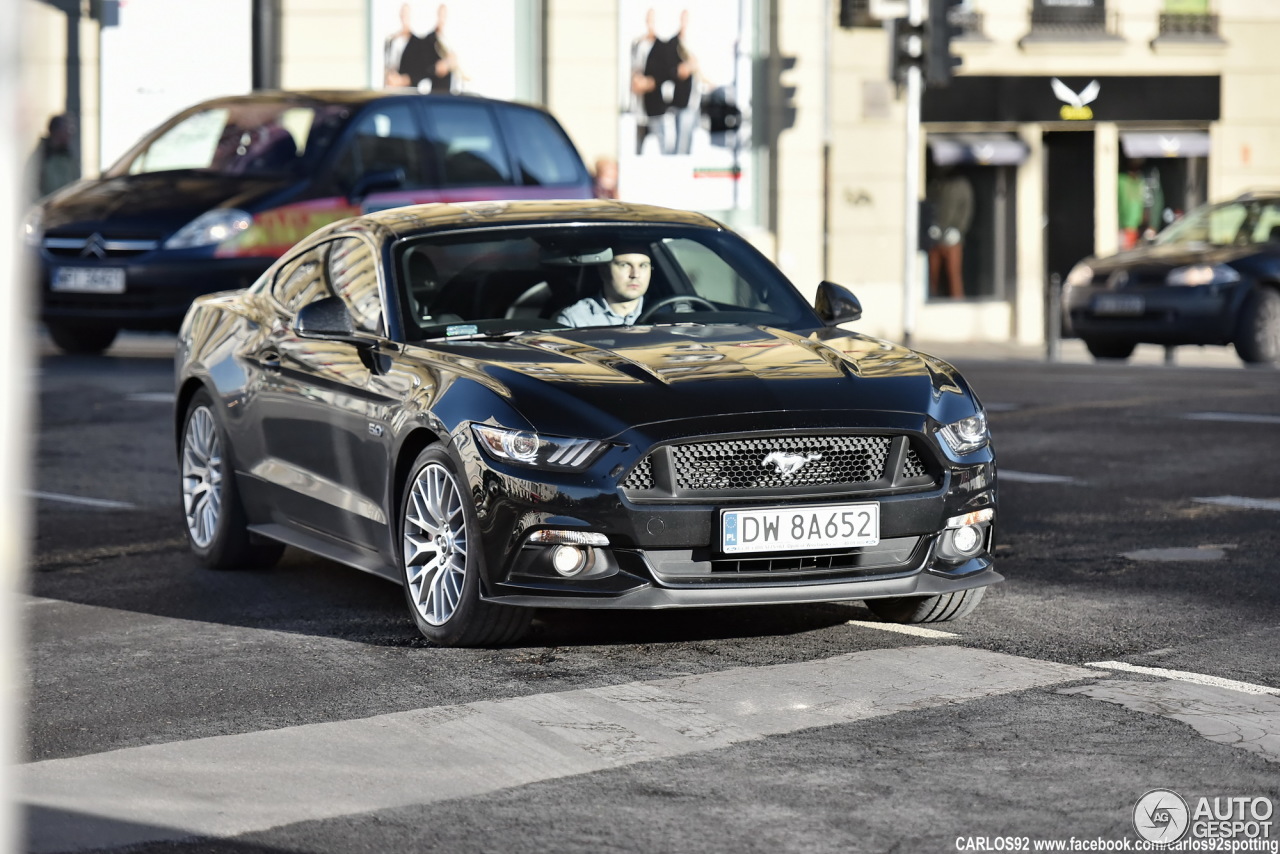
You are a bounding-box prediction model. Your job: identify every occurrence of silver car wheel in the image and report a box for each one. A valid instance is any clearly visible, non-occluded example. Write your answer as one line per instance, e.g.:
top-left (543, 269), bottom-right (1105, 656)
top-left (181, 405), bottom-right (222, 549)
top-left (403, 461), bottom-right (468, 626)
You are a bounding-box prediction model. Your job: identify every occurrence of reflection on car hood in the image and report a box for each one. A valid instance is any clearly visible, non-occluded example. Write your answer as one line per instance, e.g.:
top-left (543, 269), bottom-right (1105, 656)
top-left (1090, 241), bottom-right (1257, 273)
top-left (420, 324), bottom-right (975, 438)
top-left (40, 172), bottom-right (295, 236)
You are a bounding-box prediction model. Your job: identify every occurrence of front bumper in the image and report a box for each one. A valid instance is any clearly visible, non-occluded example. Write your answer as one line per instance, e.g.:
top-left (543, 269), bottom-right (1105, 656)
top-left (37, 252), bottom-right (273, 331)
top-left (459, 420), bottom-right (999, 611)
top-left (1064, 283), bottom-right (1244, 345)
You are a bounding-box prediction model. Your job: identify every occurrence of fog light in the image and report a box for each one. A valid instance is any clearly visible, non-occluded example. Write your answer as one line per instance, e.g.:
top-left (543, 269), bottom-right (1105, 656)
top-left (951, 524), bottom-right (982, 554)
top-left (551, 544), bottom-right (589, 576)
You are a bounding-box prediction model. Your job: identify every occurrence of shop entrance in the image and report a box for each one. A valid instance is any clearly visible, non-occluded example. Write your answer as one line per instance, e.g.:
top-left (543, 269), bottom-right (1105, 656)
top-left (1044, 130), bottom-right (1096, 282)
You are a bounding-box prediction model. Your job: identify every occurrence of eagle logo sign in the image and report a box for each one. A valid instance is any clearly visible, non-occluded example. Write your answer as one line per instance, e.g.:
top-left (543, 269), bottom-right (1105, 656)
top-left (1051, 78), bottom-right (1100, 121)
top-left (762, 451), bottom-right (822, 478)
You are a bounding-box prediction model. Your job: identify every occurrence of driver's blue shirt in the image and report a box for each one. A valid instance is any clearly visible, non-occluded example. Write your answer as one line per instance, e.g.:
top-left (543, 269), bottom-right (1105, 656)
top-left (554, 294), bottom-right (644, 328)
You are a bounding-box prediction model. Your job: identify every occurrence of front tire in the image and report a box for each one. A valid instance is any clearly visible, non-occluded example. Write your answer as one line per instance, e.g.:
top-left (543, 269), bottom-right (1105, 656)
top-left (180, 389), bottom-right (284, 570)
top-left (866, 587), bottom-right (986, 624)
top-left (1233, 287), bottom-right (1280, 364)
top-left (47, 323), bottom-right (118, 355)
top-left (400, 445), bottom-right (533, 647)
top-left (1083, 339), bottom-right (1135, 361)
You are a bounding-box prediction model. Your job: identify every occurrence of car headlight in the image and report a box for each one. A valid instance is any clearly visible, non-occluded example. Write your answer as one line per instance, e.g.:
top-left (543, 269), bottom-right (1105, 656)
top-left (23, 206), bottom-right (44, 246)
top-left (1064, 262), bottom-right (1094, 289)
top-left (471, 424), bottom-right (604, 470)
top-left (1165, 263), bottom-right (1240, 287)
top-left (163, 209), bottom-right (252, 249)
top-left (939, 411), bottom-right (989, 456)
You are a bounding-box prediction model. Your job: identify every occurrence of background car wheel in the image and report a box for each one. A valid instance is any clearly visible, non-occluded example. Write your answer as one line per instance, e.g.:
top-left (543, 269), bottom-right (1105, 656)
top-left (47, 323), bottom-right (118, 355)
top-left (1083, 339), bottom-right (1135, 361)
top-left (400, 445), bottom-right (533, 647)
top-left (1233, 287), bottom-right (1280, 364)
top-left (865, 587), bottom-right (986, 624)
top-left (180, 389), bottom-right (284, 570)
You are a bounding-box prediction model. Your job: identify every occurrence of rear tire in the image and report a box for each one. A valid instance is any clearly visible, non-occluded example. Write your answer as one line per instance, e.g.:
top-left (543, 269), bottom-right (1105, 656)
top-left (1083, 339), bottom-right (1135, 361)
top-left (47, 323), bottom-right (118, 355)
top-left (400, 445), bottom-right (533, 647)
top-left (180, 389), bottom-right (284, 570)
top-left (1233, 287), bottom-right (1280, 364)
top-left (866, 587), bottom-right (986, 624)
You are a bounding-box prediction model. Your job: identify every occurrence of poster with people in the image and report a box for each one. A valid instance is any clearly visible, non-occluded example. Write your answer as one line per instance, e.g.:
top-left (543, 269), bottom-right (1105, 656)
top-left (369, 1), bottom-right (522, 100)
top-left (617, 0), bottom-right (753, 213)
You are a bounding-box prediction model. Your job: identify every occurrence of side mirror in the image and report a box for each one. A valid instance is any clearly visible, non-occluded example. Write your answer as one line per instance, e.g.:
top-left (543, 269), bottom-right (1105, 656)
top-left (296, 296), bottom-right (366, 345)
top-left (349, 167), bottom-right (406, 201)
top-left (815, 281), bottom-right (862, 326)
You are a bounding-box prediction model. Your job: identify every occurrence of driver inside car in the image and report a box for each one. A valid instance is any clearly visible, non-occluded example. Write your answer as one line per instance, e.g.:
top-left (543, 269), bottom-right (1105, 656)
top-left (554, 244), bottom-right (651, 327)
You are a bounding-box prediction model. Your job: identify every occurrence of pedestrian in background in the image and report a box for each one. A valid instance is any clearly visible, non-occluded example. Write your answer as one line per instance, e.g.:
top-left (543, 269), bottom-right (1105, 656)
top-left (28, 113), bottom-right (79, 199)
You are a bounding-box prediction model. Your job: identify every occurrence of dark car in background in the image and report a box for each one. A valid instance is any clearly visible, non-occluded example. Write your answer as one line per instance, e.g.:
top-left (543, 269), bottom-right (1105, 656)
top-left (25, 90), bottom-right (592, 354)
top-left (175, 199), bottom-right (999, 647)
top-left (1063, 191), bottom-right (1280, 364)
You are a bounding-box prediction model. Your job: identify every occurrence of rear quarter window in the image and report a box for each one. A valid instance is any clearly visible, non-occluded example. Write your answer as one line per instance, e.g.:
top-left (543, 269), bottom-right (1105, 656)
top-left (497, 107), bottom-right (587, 186)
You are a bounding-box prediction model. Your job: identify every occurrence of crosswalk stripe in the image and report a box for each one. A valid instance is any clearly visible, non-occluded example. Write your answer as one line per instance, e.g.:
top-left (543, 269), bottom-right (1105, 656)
top-left (22, 646), bottom-right (1092, 853)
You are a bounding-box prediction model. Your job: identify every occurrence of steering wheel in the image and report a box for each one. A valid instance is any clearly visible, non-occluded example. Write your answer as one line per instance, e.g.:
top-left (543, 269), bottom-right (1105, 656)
top-left (636, 295), bottom-right (718, 323)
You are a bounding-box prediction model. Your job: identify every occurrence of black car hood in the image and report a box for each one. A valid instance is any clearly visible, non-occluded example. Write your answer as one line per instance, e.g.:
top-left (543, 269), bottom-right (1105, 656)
top-left (423, 324), bottom-right (976, 440)
top-left (40, 172), bottom-right (295, 236)
top-left (1089, 241), bottom-right (1257, 274)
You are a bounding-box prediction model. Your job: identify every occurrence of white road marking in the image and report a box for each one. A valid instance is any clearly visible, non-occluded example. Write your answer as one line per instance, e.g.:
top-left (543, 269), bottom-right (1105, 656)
top-left (1121, 544), bottom-right (1235, 562)
top-left (1194, 495), bottom-right (1280, 513)
top-left (1062, 679), bottom-right (1280, 763)
top-left (22, 646), bottom-right (1092, 852)
top-left (28, 491), bottom-right (135, 510)
top-left (1084, 661), bottom-right (1280, 696)
top-left (999, 470), bottom-right (1079, 485)
top-left (1184, 411), bottom-right (1280, 425)
top-left (845, 620), bottom-right (958, 639)
top-left (125, 392), bottom-right (175, 404)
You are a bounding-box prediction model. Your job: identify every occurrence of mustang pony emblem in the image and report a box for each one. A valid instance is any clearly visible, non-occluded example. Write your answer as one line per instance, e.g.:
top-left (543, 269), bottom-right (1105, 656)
top-left (762, 451), bottom-right (823, 478)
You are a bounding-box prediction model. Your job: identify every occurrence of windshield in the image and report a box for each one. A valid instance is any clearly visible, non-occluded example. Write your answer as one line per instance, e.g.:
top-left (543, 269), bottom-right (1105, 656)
top-left (107, 100), bottom-right (349, 178)
top-left (1155, 198), bottom-right (1280, 248)
top-left (393, 224), bottom-right (819, 341)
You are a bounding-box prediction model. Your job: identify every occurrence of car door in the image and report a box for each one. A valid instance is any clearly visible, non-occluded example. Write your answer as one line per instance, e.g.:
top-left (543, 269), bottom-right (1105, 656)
top-left (246, 235), bottom-right (401, 552)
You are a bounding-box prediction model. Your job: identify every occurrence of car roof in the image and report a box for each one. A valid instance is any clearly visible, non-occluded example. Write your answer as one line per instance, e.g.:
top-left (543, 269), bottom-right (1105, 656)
top-left (350, 199), bottom-right (727, 238)
top-left (177, 89), bottom-right (555, 115)
top-left (1232, 189), bottom-right (1280, 203)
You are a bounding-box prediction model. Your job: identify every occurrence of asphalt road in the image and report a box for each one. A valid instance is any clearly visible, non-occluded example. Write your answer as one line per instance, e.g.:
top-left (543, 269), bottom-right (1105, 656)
top-left (20, 333), bottom-right (1280, 853)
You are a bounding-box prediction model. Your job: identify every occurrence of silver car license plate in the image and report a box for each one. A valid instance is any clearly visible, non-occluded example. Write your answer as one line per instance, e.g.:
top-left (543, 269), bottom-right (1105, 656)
top-left (1093, 294), bottom-right (1144, 316)
top-left (721, 502), bottom-right (880, 554)
top-left (51, 267), bottom-right (126, 294)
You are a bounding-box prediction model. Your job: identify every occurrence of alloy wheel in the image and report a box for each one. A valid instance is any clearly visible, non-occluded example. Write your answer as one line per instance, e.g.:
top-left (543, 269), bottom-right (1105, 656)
top-left (181, 405), bottom-right (222, 548)
top-left (403, 461), bottom-right (468, 626)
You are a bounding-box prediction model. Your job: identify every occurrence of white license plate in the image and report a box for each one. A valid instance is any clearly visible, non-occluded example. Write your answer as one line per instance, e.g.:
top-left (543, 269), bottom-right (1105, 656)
top-left (721, 502), bottom-right (880, 554)
top-left (1093, 294), bottom-right (1144, 316)
top-left (51, 267), bottom-right (126, 294)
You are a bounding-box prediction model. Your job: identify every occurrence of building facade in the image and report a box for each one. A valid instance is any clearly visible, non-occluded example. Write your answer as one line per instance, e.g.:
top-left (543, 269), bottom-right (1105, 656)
top-left (20, 0), bottom-right (1280, 345)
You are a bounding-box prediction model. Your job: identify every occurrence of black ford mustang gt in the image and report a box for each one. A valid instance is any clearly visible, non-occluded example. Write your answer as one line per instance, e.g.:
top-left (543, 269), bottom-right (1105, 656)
top-left (176, 200), bottom-right (999, 646)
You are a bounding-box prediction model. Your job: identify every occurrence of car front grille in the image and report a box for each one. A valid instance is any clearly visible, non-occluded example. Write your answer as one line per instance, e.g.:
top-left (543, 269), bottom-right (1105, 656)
top-left (43, 234), bottom-right (161, 260)
top-left (621, 432), bottom-right (935, 499)
top-left (641, 536), bottom-right (924, 585)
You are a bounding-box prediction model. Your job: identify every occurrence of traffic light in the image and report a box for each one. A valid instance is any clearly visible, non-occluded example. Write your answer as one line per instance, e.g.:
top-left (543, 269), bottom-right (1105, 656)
top-left (924, 0), bottom-right (963, 87)
top-left (888, 17), bottom-right (924, 91)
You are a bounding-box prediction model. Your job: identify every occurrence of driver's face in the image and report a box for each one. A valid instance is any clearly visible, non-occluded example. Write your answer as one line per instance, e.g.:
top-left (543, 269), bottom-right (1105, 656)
top-left (602, 253), bottom-right (652, 304)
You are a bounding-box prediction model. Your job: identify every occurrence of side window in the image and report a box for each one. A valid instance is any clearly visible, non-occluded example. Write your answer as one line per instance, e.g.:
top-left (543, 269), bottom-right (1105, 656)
top-left (1250, 202), bottom-right (1280, 244)
top-left (329, 238), bottom-right (383, 334)
top-left (497, 108), bottom-right (585, 187)
top-left (424, 102), bottom-right (514, 187)
top-left (272, 249), bottom-right (332, 313)
top-left (331, 103), bottom-right (430, 191)
top-left (1208, 203), bottom-right (1248, 245)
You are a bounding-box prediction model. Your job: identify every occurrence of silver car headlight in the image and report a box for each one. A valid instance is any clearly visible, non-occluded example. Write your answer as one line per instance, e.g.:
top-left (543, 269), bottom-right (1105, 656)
top-left (939, 411), bottom-right (989, 456)
top-left (1165, 263), bottom-right (1240, 287)
top-left (22, 206), bottom-right (44, 246)
top-left (164, 209), bottom-right (253, 249)
top-left (471, 424), bottom-right (604, 470)
top-left (1063, 262), bottom-right (1094, 289)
